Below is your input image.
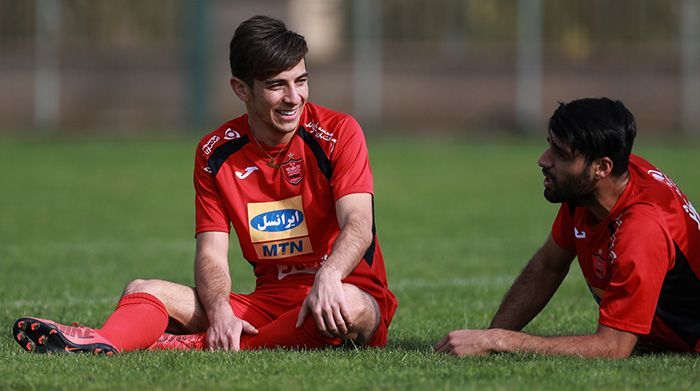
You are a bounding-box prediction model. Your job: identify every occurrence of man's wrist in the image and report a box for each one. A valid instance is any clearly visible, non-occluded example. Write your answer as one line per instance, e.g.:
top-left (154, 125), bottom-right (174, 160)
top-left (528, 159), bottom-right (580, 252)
top-left (316, 264), bottom-right (343, 283)
top-left (488, 329), bottom-right (508, 353)
top-left (206, 300), bottom-right (234, 319)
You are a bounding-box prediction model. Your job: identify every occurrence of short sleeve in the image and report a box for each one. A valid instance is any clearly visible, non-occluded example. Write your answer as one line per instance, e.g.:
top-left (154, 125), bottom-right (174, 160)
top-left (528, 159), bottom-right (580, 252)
top-left (193, 142), bottom-right (230, 235)
top-left (330, 116), bottom-right (374, 200)
top-left (551, 204), bottom-right (575, 251)
top-left (598, 208), bottom-right (674, 334)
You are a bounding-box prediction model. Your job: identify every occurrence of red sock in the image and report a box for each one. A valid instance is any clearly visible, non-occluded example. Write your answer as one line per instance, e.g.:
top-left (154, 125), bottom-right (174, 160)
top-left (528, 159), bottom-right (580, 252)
top-left (240, 306), bottom-right (342, 350)
top-left (149, 306), bottom-right (341, 351)
top-left (99, 293), bottom-right (169, 352)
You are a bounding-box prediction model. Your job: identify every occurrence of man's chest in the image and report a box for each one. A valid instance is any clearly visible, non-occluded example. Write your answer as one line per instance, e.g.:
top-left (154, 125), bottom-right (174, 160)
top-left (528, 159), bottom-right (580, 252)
top-left (573, 217), bottom-right (623, 290)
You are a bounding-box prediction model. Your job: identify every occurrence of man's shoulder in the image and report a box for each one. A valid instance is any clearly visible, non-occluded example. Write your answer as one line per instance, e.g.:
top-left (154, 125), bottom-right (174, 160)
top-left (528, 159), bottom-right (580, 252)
top-left (195, 116), bottom-right (248, 156)
top-left (303, 102), bottom-right (361, 134)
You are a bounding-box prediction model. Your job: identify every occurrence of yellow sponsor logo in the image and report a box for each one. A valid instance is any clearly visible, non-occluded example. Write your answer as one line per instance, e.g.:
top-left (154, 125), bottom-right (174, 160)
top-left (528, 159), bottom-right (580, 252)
top-left (247, 196), bottom-right (308, 243)
top-left (253, 237), bottom-right (313, 259)
top-left (248, 195), bottom-right (313, 259)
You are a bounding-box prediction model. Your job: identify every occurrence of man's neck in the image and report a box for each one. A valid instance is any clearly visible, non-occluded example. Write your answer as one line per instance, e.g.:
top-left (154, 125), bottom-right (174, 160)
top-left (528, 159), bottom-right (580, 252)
top-left (248, 119), bottom-right (295, 147)
top-left (583, 172), bottom-right (630, 222)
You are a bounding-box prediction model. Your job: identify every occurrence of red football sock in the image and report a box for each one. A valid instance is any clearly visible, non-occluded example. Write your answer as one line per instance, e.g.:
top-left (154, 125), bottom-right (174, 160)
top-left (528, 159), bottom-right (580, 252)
top-left (240, 306), bottom-right (342, 350)
top-left (149, 306), bottom-right (341, 351)
top-left (99, 293), bottom-right (169, 352)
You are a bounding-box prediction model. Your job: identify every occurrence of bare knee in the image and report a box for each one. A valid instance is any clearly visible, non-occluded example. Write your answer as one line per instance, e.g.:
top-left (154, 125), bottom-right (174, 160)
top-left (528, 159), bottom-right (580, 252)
top-left (342, 284), bottom-right (380, 343)
top-left (123, 278), bottom-right (164, 299)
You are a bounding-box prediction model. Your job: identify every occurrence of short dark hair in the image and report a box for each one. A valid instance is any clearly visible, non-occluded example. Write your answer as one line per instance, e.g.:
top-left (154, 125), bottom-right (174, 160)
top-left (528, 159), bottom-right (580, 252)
top-left (229, 15), bottom-right (308, 86)
top-left (549, 97), bottom-right (636, 177)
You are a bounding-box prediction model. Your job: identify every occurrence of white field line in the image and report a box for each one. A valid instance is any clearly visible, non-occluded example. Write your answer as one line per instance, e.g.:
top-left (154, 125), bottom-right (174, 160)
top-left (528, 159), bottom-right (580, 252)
top-left (4, 296), bottom-right (117, 309)
top-left (4, 277), bottom-right (517, 308)
top-left (2, 239), bottom-right (194, 254)
top-left (391, 275), bottom-right (515, 291)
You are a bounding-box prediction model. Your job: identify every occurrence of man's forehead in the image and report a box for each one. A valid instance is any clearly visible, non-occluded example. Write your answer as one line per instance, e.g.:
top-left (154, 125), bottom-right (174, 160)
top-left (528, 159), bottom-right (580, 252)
top-left (547, 131), bottom-right (575, 155)
top-left (261, 60), bottom-right (307, 83)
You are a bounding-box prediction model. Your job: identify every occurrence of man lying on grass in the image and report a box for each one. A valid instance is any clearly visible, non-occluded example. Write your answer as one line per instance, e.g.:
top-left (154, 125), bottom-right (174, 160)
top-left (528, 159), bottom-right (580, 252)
top-left (12, 15), bottom-right (397, 354)
top-left (437, 98), bottom-right (700, 358)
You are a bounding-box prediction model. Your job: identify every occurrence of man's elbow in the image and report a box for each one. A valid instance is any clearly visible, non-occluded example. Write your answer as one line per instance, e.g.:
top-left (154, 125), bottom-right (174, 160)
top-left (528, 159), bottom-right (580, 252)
top-left (359, 224), bottom-right (373, 249)
top-left (595, 327), bottom-right (637, 359)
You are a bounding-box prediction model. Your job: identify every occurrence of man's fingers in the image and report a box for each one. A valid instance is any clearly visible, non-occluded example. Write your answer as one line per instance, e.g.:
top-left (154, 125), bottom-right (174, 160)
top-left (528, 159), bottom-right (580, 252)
top-left (242, 320), bottom-right (259, 335)
top-left (434, 334), bottom-right (449, 351)
top-left (312, 308), bottom-right (332, 338)
top-left (324, 307), bottom-right (340, 337)
top-left (339, 304), bottom-right (353, 328)
top-left (333, 307), bottom-right (348, 336)
top-left (296, 300), bottom-right (310, 328)
top-left (206, 333), bottom-right (217, 351)
top-left (231, 332), bottom-right (241, 351)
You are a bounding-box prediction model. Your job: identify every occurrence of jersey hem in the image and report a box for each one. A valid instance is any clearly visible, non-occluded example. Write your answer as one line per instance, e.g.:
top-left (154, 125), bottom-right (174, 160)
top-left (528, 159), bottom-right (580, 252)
top-left (599, 316), bottom-right (651, 335)
top-left (334, 186), bottom-right (374, 201)
top-left (195, 226), bottom-right (230, 236)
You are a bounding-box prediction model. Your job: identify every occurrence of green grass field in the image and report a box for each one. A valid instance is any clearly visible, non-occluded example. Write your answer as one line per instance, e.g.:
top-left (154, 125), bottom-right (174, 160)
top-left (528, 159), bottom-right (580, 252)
top-left (1, 136), bottom-right (699, 390)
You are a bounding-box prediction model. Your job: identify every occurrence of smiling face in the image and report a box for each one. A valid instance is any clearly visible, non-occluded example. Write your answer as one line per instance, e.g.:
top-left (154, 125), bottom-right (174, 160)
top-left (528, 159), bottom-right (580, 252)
top-left (537, 132), bottom-right (597, 204)
top-left (232, 59), bottom-right (309, 145)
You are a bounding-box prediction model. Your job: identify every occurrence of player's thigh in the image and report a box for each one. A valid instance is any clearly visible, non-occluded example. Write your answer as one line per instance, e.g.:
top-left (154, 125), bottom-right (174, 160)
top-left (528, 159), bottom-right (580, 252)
top-left (342, 283), bottom-right (380, 342)
top-left (123, 278), bottom-right (208, 333)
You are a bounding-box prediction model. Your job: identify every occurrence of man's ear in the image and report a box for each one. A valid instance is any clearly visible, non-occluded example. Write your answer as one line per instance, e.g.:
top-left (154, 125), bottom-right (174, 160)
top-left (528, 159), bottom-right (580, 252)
top-left (230, 77), bottom-right (251, 102)
top-left (593, 157), bottom-right (614, 179)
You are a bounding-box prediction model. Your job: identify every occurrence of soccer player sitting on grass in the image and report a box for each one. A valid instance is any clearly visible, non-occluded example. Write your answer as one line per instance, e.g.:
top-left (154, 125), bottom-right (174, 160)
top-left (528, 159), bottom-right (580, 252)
top-left (437, 98), bottom-right (700, 358)
top-left (13, 15), bottom-right (397, 354)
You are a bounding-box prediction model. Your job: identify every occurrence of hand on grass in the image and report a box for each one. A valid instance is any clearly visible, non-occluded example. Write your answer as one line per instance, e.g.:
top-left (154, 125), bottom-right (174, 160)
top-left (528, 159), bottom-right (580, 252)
top-left (206, 304), bottom-right (258, 351)
top-left (435, 329), bottom-right (497, 356)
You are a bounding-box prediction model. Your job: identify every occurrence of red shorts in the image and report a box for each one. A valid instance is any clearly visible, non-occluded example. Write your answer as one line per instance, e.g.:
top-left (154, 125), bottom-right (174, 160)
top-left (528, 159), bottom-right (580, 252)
top-left (227, 273), bottom-right (394, 347)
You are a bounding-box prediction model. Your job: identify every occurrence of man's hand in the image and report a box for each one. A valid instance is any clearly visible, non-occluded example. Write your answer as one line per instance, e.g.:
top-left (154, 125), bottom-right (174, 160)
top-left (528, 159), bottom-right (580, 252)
top-left (435, 325), bottom-right (638, 358)
top-left (435, 329), bottom-right (497, 356)
top-left (295, 268), bottom-right (352, 339)
top-left (205, 303), bottom-right (258, 351)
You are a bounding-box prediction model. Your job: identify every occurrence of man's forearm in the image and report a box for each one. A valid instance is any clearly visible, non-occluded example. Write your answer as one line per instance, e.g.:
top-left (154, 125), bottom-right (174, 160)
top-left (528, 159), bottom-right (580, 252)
top-left (490, 263), bottom-right (568, 329)
top-left (319, 217), bottom-right (372, 280)
top-left (195, 255), bottom-right (232, 316)
top-left (489, 328), bottom-right (635, 358)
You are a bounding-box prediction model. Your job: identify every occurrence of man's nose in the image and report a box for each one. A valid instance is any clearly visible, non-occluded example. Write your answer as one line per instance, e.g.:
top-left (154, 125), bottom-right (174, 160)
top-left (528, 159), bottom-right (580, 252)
top-left (538, 149), bottom-right (552, 168)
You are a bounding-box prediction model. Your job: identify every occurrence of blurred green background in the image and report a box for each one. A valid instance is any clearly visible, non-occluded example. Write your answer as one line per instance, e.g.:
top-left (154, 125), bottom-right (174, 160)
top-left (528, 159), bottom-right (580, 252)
top-left (1, 0), bottom-right (699, 136)
top-left (2, 1), bottom-right (700, 389)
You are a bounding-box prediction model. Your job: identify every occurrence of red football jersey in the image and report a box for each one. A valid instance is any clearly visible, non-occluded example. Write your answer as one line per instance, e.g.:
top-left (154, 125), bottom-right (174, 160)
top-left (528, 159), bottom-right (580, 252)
top-left (552, 154), bottom-right (700, 352)
top-left (193, 102), bottom-right (396, 319)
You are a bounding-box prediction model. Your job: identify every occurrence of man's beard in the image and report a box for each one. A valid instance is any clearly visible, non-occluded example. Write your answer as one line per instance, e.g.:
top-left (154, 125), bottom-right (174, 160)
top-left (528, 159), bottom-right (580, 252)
top-left (543, 169), bottom-right (596, 204)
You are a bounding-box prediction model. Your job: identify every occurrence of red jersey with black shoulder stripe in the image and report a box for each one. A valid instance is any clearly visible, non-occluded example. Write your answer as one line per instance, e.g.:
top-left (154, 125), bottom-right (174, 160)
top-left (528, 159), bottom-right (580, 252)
top-left (551, 154), bottom-right (700, 352)
top-left (193, 102), bottom-right (396, 320)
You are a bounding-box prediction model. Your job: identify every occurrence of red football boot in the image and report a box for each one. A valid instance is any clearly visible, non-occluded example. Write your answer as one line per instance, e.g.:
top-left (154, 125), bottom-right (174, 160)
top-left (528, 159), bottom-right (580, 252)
top-left (13, 317), bottom-right (119, 355)
top-left (148, 332), bottom-right (206, 351)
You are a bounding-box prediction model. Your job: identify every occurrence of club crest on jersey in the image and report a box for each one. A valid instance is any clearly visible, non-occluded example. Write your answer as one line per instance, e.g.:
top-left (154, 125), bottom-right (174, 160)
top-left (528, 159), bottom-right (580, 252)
top-left (224, 128), bottom-right (240, 140)
top-left (247, 195), bottom-right (313, 260)
top-left (281, 157), bottom-right (303, 185)
top-left (593, 250), bottom-right (608, 279)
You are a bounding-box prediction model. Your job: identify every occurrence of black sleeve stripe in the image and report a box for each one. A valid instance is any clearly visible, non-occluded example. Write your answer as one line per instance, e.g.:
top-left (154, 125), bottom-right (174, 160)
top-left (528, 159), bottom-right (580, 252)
top-left (207, 135), bottom-right (250, 176)
top-left (362, 197), bottom-right (377, 267)
top-left (298, 126), bottom-right (332, 180)
top-left (656, 242), bottom-right (700, 348)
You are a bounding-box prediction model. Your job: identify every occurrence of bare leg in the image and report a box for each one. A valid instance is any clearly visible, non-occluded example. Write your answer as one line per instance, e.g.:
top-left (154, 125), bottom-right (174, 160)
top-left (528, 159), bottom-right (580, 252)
top-left (122, 279), bottom-right (209, 334)
top-left (341, 283), bottom-right (381, 344)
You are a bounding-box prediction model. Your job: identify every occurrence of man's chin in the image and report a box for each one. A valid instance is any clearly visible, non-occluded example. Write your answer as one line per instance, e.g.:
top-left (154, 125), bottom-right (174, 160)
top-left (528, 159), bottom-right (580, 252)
top-left (543, 189), bottom-right (563, 203)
